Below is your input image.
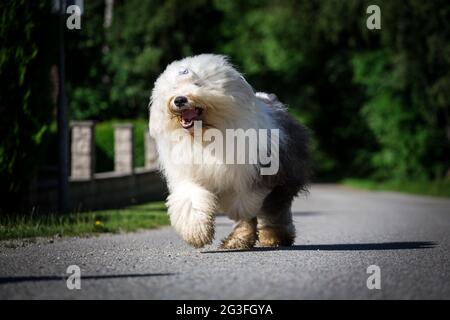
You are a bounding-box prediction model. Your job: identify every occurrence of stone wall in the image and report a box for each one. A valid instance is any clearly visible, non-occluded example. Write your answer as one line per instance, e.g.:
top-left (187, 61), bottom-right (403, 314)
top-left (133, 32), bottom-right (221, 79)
top-left (114, 124), bottom-right (134, 174)
top-left (70, 121), bottom-right (95, 179)
top-left (29, 121), bottom-right (166, 212)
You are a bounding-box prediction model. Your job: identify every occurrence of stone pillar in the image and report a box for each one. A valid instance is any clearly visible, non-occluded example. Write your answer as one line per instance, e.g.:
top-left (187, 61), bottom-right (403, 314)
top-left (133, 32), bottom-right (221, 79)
top-left (114, 124), bottom-right (134, 174)
top-left (70, 121), bottom-right (95, 179)
top-left (145, 132), bottom-right (158, 169)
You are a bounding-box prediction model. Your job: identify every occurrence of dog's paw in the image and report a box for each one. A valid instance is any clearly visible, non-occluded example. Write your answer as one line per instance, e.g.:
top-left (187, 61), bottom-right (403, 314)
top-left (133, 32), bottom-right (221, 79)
top-left (168, 203), bottom-right (216, 248)
top-left (219, 219), bottom-right (257, 250)
top-left (258, 225), bottom-right (295, 247)
top-left (166, 182), bottom-right (217, 248)
top-left (220, 235), bottom-right (255, 250)
top-left (178, 212), bottom-right (215, 248)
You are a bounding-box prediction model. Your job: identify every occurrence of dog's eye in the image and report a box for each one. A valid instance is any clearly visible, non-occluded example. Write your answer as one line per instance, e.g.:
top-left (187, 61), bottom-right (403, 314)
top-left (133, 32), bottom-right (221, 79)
top-left (178, 67), bottom-right (189, 75)
top-left (194, 82), bottom-right (201, 87)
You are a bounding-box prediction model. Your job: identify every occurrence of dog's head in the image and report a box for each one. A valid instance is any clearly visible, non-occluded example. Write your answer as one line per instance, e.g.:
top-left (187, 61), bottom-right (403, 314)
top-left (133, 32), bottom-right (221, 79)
top-left (149, 54), bottom-right (256, 137)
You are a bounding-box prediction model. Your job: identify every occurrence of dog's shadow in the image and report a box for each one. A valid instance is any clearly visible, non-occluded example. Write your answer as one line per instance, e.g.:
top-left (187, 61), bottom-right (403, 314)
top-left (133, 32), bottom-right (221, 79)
top-left (0, 272), bottom-right (176, 285)
top-left (201, 241), bottom-right (437, 254)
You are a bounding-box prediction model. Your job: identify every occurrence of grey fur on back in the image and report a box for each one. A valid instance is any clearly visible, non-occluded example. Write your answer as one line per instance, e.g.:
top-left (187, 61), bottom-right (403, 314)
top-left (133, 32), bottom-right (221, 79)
top-left (258, 95), bottom-right (311, 216)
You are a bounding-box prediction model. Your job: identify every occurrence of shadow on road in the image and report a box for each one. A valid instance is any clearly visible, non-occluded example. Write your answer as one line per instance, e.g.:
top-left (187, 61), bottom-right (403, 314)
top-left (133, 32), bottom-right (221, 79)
top-left (202, 241), bottom-right (437, 254)
top-left (0, 272), bottom-right (176, 284)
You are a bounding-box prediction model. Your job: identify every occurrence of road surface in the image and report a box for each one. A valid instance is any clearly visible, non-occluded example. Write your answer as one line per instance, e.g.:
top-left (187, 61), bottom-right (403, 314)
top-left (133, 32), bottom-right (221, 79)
top-left (1, 185), bottom-right (449, 299)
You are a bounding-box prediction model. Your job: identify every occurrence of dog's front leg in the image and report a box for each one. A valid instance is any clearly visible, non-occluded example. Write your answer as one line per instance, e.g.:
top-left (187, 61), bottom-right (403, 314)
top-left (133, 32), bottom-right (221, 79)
top-left (166, 181), bottom-right (217, 248)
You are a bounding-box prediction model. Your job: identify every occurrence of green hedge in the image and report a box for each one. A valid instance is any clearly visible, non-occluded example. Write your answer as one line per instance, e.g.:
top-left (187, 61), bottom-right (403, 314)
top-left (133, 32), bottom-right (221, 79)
top-left (95, 119), bottom-right (148, 173)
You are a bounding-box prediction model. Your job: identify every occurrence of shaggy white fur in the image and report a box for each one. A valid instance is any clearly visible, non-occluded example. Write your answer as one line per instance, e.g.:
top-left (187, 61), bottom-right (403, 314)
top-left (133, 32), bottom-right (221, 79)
top-left (149, 54), bottom-right (301, 248)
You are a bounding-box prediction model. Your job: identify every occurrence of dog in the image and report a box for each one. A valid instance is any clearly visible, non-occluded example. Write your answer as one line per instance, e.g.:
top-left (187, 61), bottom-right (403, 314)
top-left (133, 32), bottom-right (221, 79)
top-left (149, 54), bottom-right (310, 249)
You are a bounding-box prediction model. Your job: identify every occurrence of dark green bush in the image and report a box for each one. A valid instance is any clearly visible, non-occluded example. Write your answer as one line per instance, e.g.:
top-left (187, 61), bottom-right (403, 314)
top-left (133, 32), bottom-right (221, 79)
top-left (95, 120), bottom-right (147, 172)
top-left (0, 0), bottom-right (55, 213)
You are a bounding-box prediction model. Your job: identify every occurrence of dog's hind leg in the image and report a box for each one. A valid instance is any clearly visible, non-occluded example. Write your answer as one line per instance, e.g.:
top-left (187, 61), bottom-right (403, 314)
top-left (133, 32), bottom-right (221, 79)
top-left (220, 218), bottom-right (257, 249)
top-left (257, 209), bottom-right (296, 247)
top-left (256, 185), bottom-right (297, 247)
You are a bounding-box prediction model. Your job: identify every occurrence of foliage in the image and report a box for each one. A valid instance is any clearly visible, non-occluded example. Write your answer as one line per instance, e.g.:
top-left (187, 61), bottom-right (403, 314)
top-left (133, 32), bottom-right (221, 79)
top-left (352, 1), bottom-right (450, 180)
top-left (0, 0), bottom-right (55, 213)
top-left (65, 0), bottom-right (108, 120)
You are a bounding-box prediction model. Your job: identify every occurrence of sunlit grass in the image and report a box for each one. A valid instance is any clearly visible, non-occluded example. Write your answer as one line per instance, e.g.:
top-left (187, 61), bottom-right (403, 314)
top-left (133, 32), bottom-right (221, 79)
top-left (0, 202), bottom-right (169, 240)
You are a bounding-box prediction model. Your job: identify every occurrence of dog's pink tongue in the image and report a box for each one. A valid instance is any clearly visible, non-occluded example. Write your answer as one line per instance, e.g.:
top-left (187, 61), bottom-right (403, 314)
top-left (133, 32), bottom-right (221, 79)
top-left (181, 109), bottom-right (198, 122)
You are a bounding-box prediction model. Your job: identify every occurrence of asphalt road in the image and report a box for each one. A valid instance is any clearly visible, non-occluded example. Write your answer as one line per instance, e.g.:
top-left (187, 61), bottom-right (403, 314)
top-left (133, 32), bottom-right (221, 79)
top-left (1, 184), bottom-right (449, 299)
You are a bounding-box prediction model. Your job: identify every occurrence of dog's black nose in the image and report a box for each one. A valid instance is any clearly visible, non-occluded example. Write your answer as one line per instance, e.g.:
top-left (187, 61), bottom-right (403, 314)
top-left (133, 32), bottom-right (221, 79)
top-left (174, 96), bottom-right (188, 107)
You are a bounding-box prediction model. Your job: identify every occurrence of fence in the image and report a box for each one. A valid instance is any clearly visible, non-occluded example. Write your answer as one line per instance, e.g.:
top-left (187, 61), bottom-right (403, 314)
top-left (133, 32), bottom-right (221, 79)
top-left (29, 121), bottom-right (167, 212)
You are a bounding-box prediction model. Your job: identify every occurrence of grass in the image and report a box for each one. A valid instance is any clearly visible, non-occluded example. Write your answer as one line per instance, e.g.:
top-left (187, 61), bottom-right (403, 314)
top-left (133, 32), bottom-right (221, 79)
top-left (0, 202), bottom-right (169, 241)
top-left (342, 178), bottom-right (450, 198)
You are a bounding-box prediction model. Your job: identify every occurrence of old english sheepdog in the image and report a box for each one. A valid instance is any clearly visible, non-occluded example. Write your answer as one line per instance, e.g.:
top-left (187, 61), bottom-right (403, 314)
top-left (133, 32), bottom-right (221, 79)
top-left (149, 54), bottom-right (310, 249)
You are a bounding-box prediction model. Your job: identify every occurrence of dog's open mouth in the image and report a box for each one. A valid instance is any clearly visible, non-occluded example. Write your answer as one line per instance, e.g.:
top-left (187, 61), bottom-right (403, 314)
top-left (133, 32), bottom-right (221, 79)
top-left (180, 107), bottom-right (203, 129)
